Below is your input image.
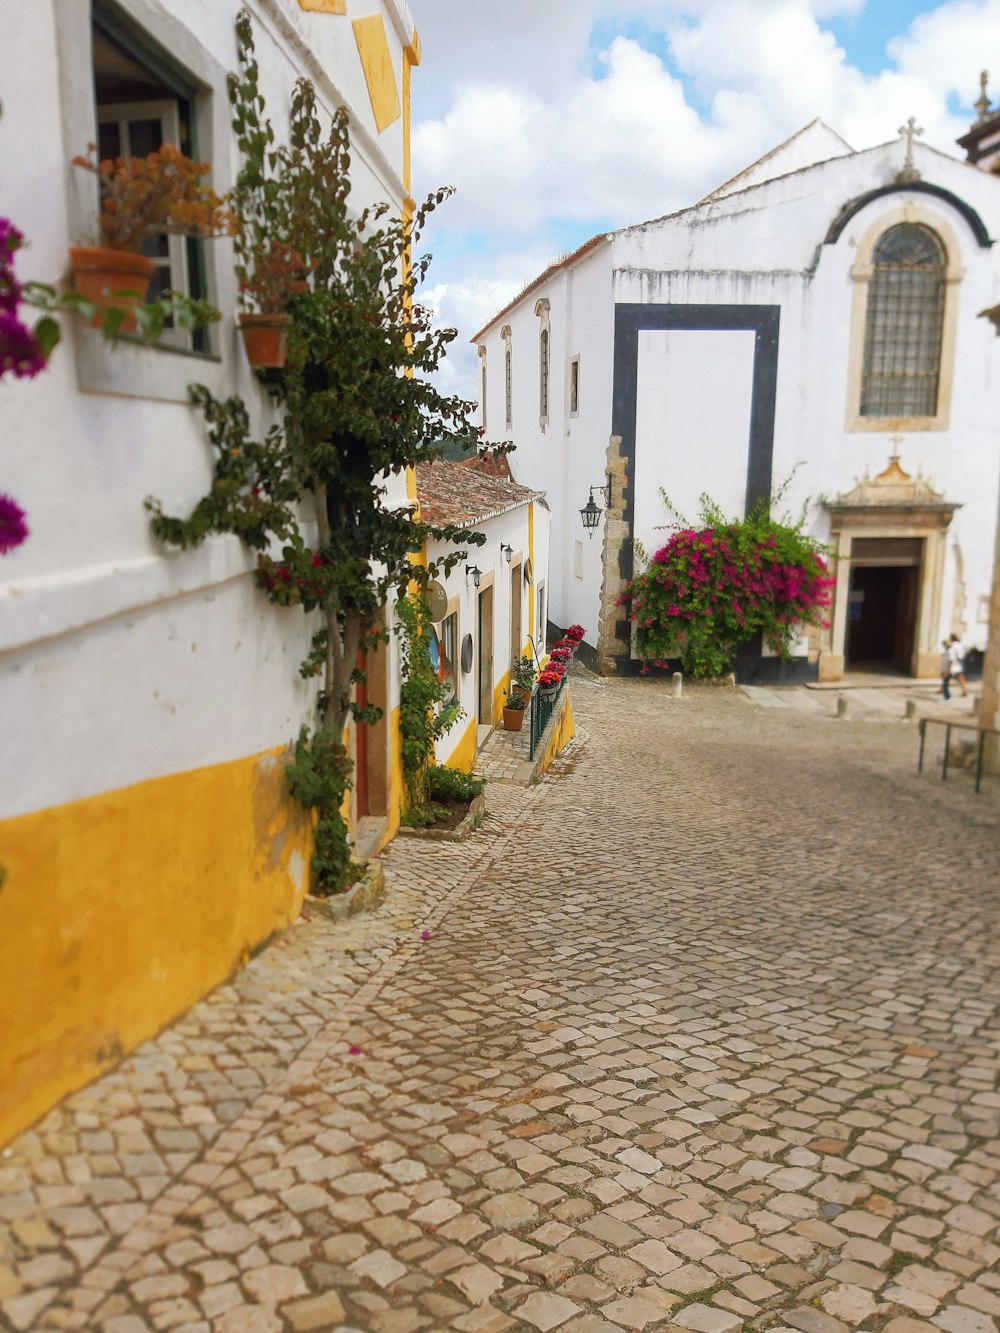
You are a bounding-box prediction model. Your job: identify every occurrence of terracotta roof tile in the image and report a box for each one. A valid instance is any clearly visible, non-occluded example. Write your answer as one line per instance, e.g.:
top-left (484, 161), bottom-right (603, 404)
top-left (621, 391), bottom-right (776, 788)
top-left (415, 458), bottom-right (542, 527)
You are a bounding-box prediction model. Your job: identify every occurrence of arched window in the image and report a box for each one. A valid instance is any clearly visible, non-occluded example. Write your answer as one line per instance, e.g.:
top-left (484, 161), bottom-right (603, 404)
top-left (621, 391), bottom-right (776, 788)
top-left (534, 298), bottom-right (551, 428)
top-left (477, 345), bottom-right (487, 432)
top-left (501, 325), bottom-right (513, 431)
top-left (539, 328), bottom-right (549, 422)
top-left (860, 223), bottom-right (946, 418)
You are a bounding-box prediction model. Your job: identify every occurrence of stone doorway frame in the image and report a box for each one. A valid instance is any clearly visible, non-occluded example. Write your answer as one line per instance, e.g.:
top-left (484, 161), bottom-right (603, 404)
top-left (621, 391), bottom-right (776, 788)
top-left (820, 455), bottom-right (959, 681)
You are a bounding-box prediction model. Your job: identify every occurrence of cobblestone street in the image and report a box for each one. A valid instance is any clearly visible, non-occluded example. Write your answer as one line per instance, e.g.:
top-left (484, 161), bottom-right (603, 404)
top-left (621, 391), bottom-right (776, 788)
top-left (2, 669), bottom-right (999, 1333)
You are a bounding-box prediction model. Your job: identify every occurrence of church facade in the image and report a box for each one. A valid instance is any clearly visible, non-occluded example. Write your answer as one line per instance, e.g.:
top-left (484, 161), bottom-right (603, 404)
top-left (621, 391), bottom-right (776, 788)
top-left (472, 118), bottom-right (1000, 683)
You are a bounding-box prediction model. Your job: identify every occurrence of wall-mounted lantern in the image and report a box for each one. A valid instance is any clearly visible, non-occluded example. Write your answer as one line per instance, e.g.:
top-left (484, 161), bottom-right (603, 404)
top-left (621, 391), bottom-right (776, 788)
top-left (580, 476), bottom-right (612, 538)
top-left (500, 542), bottom-right (513, 563)
top-left (466, 564), bottom-right (483, 588)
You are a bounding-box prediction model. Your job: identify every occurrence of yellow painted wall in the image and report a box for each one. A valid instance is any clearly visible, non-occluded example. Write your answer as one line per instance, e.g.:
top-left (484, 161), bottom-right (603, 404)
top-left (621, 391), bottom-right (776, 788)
top-left (0, 747), bottom-right (312, 1148)
top-left (540, 694), bottom-right (575, 773)
top-left (402, 32), bottom-right (420, 197)
top-left (445, 715), bottom-right (478, 774)
top-left (352, 15), bottom-right (401, 132)
top-left (492, 667), bottom-right (510, 724)
top-left (385, 704), bottom-right (405, 839)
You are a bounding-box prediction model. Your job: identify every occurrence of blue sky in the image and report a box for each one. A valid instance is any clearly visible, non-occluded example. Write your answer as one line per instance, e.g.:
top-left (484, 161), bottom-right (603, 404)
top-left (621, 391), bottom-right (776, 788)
top-left (410, 0), bottom-right (1000, 395)
top-left (826, 0), bottom-right (944, 73)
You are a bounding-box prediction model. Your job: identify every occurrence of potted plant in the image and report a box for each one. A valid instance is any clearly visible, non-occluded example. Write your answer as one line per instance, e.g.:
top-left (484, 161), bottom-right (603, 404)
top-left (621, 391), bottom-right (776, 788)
top-left (237, 240), bottom-right (312, 368)
top-left (502, 654), bottom-right (536, 731)
top-left (537, 664), bottom-right (563, 699)
top-left (70, 143), bottom-right (232, 329)
top-left (565, 624), bottom-right (585, 644)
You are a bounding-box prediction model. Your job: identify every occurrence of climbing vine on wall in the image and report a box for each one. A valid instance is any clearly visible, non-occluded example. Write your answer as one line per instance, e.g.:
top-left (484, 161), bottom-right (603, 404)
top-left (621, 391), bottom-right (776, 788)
top-left (145, 12), bottom-right (483, 892)
top-left (397, 592), bottom-right (464, 814)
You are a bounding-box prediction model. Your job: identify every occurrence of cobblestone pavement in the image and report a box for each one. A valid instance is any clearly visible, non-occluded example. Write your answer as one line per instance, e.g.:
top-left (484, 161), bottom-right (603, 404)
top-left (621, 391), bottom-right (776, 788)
top-left (2, 669), bottom-right (999, 1333)
top-left (475, 721), bottom-right (532, 784)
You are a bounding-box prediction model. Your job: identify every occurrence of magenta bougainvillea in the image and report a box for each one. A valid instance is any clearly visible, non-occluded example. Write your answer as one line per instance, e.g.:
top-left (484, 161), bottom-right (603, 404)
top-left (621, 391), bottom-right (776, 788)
top-left (620, 498), bottom-right (834, 678)
top-left (0, 493), bottom-right (29, 555)
top-left (0, 219), bottom-right (40, 557)
top-left (0, 219), bottom-right (46, 381)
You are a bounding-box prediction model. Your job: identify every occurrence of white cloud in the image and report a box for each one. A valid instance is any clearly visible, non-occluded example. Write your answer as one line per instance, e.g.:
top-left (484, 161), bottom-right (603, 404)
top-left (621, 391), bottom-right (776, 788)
top-left (410, 0), bottom-right (1000, 401)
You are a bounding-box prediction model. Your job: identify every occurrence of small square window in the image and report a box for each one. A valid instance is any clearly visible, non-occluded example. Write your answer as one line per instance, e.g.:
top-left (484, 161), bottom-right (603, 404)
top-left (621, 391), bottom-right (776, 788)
top-left (91, 15), bottom-right (212, 352)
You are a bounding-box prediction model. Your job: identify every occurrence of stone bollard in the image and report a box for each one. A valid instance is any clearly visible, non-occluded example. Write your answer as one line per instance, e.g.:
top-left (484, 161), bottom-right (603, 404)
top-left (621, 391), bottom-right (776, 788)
top-left (904, 698), bottom-right (917, 720)
top-left (672, 671), bottom-right (683, 700)
top-left (836, 694), bottom-right (848, 719)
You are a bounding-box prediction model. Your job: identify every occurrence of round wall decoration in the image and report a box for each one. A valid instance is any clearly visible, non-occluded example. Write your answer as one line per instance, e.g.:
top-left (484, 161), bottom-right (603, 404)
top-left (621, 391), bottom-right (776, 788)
top-left (523, 557), bottom-right (533, 585)
top-left (460, 633), bottom-right (474, 674)
top-left (424, 580), bottom-right (448, 622)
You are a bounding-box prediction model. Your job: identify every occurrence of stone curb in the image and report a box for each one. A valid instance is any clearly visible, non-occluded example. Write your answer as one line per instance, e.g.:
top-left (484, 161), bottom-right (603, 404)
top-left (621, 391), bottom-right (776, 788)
top-left (304, 858), bottom-right (386, 921)
top-left (396, 792), bottom-right (486, 841)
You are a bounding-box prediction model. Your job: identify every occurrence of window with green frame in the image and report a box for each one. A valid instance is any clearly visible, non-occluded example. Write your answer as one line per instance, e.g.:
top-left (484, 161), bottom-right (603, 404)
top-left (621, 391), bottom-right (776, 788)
top-left (91, 4), bottom-right (212, 352)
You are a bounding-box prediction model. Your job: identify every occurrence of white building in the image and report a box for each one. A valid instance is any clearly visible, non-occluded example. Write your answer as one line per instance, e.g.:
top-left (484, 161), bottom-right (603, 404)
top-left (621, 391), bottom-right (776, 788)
top-left (0, 0), bottom-right (420, 1145)
top-left (416, 457), bottom-right (550, 771)
top-left (473, 119), bottom-right (1000, 684)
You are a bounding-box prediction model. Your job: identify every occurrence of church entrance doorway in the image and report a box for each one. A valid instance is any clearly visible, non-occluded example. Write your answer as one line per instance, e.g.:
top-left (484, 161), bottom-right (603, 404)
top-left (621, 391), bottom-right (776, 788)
top-left (845, 538), bottom-right (922, 673)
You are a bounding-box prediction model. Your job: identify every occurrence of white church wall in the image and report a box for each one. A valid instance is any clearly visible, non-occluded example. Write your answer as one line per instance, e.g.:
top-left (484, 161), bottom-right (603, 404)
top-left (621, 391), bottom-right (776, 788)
top-left (556, 252), bottom-right (614, 642)
top-left (475, 244), bottom-right (612, 643)
top-left (614, 145), bottom-right (1000, 662)
top-left (633, 329), bottom-right (757, 560)
top-left (482, 136), bottom-right (1000, 675)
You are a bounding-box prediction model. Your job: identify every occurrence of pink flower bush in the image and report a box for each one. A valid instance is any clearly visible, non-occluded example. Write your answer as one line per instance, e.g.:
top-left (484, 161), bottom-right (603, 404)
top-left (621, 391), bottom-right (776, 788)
top-left (619, 500), bottom-right (834, 677)
top-left (0, 493), bottom-right (29, 555)
top-left (0, 219), bottom-right (46, 381)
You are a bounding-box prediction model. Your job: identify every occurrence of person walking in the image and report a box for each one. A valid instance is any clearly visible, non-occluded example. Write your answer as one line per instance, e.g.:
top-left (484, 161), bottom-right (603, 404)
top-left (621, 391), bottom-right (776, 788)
top-left (940, 640), bottom-right (952, 700)
top-left (948, 633), bottom-right (969, 697)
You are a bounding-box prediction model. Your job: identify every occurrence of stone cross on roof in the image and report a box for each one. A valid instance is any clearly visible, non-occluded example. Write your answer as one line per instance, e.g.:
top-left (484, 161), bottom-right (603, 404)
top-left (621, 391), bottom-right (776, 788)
top-left (896, 116), bottom-right (923, 183)
top-left (976, 70), bottom-right (991, 122)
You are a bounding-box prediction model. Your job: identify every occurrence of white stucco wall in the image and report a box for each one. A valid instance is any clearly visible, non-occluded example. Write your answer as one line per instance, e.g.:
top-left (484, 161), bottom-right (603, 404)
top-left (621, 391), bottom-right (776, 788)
top-left (0, 0), bottom-right (414, 821)
top-left (426, 500), bottom-right (549, 766)
top-left (476, 244), bottom-right (612, 642)
top-left (633, 329), bottom-right (756, 558)
top-left (489, 135), bottom-right (1000, 667)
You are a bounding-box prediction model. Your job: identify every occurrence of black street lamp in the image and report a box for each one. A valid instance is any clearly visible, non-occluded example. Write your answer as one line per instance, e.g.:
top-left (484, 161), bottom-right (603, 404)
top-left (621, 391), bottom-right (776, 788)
top-left (466, 564), bottom-right (482, 588)
top-left (580, 477), bottom-right (612, 537)
top-left (500, 542), bottom-right (513, 563)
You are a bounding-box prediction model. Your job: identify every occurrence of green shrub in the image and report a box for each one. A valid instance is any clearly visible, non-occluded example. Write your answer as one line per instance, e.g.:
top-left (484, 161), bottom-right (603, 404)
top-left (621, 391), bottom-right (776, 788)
top-left (400, 804), bottom-right (449, 828)
top-left (426, 765), bottom-right (486, 803)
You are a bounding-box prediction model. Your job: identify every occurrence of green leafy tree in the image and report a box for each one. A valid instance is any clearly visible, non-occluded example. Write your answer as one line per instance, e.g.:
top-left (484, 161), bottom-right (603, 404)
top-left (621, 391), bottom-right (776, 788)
top-left (146, 12), bottom-right (483, 890)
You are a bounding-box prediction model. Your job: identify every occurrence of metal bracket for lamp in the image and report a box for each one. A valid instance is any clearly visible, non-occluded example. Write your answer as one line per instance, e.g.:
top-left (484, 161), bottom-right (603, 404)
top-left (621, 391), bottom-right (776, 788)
top-left (580, 475), bottom-right (612, 537)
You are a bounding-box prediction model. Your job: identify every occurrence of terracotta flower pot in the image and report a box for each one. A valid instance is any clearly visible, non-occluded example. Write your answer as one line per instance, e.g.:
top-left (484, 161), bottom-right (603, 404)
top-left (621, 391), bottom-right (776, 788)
top-left (238, 312), bottom-right (292, 368)
top-left (502, 705), bottom-right (525, 732)
top-left (68, 247), bottom-right (155, 332)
